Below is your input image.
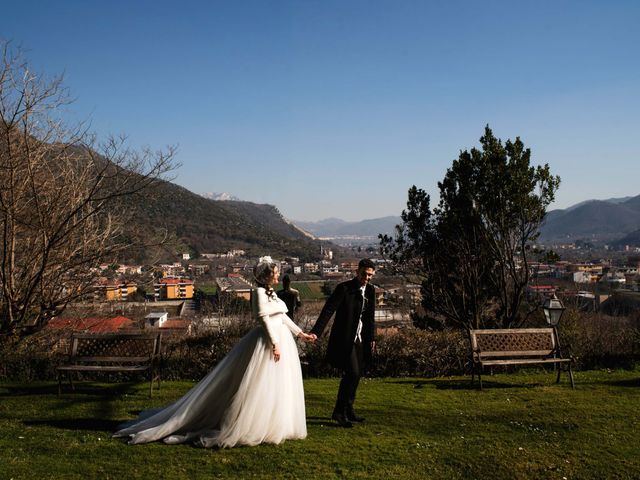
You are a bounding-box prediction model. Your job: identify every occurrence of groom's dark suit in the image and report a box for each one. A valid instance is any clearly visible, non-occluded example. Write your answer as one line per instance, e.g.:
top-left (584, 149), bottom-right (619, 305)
top-left (311, 276), bottom-right (375, 422)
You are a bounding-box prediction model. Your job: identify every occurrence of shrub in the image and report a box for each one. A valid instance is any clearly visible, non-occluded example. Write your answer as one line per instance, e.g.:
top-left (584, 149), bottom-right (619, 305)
top-left (0, 334), bottom-right (63, 381)
top-left (160, 315), bottom-right (254, 380)
top-left (1, 309), bottom-right (639, 382)
top-left (558, 309), bottom-right (640, 369)
top-left (299, 328), bottom-right (469, 378)
top-left (369, 328), bottom-right (469, 377)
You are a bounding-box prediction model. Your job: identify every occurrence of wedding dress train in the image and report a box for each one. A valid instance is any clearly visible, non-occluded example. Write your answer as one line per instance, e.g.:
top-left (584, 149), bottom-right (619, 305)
top-left (113, 287), bottom-right (306, 448)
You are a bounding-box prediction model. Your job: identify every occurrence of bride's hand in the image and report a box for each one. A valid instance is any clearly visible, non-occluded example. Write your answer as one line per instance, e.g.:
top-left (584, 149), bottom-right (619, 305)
top-left (272, 344), bottom-right (280, 362)
top-left (298, 332), bottom-right (317, 343)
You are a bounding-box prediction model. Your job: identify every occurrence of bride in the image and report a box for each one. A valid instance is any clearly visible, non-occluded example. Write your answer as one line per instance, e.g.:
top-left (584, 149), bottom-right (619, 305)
top-left (113, 256), bottom-right (316, 448)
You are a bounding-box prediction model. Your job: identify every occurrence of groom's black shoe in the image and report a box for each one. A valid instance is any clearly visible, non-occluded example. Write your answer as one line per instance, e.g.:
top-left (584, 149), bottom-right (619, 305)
top-left (331, 411), bottom-right (353, 428)
top-left (346, 409), bottom-right (365, 423)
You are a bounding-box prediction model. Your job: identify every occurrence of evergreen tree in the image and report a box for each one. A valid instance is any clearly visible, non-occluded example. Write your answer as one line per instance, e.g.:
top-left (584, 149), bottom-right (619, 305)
top-left (381, 126), bottom-right (560, 329)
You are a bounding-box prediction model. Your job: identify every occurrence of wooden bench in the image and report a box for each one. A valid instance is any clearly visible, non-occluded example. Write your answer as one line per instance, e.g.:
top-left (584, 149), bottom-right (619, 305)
top-left (57, 332), bottom-right (162, 396)
top-left (469, 328), bottom-right (574, 389)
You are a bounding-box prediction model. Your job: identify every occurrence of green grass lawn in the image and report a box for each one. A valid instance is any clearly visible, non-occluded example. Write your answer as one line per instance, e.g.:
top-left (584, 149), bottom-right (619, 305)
top-left (197, 285), bottom-right (218, 296)
top-left (292, 282), bottom-right (326, 301)
top-left (1, 370), bottom-right (639, 479)
top-left (271, 281), bottom-right (326, 301)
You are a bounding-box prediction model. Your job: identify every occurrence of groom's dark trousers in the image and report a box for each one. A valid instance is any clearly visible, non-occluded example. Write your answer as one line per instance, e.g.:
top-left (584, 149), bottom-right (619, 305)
top-left (335, 340), bottom-right (363, 414)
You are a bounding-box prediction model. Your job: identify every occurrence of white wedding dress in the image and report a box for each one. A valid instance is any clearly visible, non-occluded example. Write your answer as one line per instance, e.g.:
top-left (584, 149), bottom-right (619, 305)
top-left (113, 287), bottom-right (307, 448)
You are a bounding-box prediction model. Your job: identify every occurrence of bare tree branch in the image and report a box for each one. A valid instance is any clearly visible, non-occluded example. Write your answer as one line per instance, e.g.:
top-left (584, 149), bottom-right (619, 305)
top-left (0, 41), bottom-right (178, 338)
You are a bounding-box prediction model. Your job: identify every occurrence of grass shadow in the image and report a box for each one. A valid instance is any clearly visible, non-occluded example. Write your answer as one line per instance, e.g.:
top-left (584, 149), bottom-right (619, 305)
top-left (0, 384), bottom-right (59, 396)
top-left (382, 378), bottom-right (441, 390)
top-left (23, 418), bottom-right (122, 432)
top-left (602, 377), bottom-right (640, 387)
top-left (1, 382), bottom-right (147, 435)
top-left (381, 377), bottom-right (493, 390)
top-left (0, 381), bottom-right (146, 398)
top-left (306, 415), bottom-right (344, 428)
top-left (432, 378), bottom-right (524, 390)
top-left (57, 382), bottom-right (146, 397)
top-left (382, 377), bottom-right (561, 390)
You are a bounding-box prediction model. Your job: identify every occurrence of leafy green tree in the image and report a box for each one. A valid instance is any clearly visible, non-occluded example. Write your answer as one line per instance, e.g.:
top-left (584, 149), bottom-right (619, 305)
top-left (381, 126), bottom-right (560, 329)
top-left (536, 248), bottom-right (561, 264)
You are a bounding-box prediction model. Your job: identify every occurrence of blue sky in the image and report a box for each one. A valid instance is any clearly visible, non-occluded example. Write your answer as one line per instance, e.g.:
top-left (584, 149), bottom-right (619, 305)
top-left (2, 0), bottom-right (639, 221)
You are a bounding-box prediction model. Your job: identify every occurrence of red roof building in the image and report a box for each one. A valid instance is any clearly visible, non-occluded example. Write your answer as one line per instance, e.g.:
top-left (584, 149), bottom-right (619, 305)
top-left (46, 316), bottom-right (136, 333)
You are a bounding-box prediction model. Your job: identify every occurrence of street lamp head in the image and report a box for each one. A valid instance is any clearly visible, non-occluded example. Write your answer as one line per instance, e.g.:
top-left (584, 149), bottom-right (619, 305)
top-left (543, 294), bottom-right (565, 326)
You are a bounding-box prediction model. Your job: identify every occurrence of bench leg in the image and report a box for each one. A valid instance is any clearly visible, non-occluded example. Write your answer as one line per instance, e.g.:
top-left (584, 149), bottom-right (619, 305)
top-left (149, 370), bottom-right (161, 397)
top-left (58, 372), bottom-right (62, 396)
top-left (472, 365), bottom-right (483, 389)
top-left (568, 364), bottom-right (575, 389)
top-left (556, 364), bottom-right (562, 384)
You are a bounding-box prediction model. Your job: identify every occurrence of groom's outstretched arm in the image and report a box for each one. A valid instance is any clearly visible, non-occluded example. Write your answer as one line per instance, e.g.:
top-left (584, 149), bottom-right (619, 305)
top-left (310, 283), bottom-right (345, 337)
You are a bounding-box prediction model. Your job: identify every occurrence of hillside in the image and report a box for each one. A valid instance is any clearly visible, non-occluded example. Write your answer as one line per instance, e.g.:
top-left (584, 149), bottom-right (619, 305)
top-left (540, 195), bottom-right (640, 242)
top-left (125, 180), bottom-right (326, 262)
top-left (37, 143), bottom-right (327, 263)
top-left (612, 229), bottom-right (640, 248)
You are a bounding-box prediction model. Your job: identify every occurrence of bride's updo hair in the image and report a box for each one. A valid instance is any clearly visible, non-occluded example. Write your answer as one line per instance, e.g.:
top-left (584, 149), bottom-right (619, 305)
top-left (254, 256), bottom-right (278, 287)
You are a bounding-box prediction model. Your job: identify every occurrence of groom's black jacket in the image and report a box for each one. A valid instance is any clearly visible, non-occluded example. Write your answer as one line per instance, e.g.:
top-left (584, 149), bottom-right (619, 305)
top-left (311, 277), bottom-right (376, 369)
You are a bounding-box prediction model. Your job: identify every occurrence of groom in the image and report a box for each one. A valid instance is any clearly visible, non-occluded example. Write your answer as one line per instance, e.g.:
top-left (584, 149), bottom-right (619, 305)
top-left (311, 258), bottom-right (376, 428)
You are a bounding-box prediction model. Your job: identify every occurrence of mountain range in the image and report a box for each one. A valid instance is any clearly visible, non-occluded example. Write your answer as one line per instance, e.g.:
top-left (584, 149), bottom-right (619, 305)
top-left (539, 195), bottom-right (640, 243)
top-left (125, 165), bottom-right (640, 258)
top-left (563, 196), bottom-right (633, 212)
top-left (138, 181), bottom-right (640, 258)
top-left (292, 195), bottom-right (640, 246)
top-left (292, 216), bottom-right (400, 239)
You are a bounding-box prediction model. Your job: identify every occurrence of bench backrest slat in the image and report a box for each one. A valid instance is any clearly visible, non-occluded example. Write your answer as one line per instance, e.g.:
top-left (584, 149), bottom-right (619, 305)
top-left (68, 333), bottom-right (161, 362)
top-left (73, 356), bottom-right (154, 363)
top-left (469, 328), bottom-right (558, 356)
top-left (478, 350), bottom-right (554, 357)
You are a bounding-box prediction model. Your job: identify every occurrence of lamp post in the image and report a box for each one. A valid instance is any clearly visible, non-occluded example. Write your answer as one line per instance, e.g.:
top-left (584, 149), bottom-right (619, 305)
top-left (543, 293), bottom-right (565, 372)
top-left (542, 294), bottom-right (565, 327)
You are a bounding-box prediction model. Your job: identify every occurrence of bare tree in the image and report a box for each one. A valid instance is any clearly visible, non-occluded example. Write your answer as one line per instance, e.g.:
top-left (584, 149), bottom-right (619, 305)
top-left (0, 41), bottom-right (177, 337)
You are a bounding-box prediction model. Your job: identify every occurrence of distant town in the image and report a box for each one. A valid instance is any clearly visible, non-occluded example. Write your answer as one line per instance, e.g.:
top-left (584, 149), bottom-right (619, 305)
top-left (41, 235), bottom-right (640, 342)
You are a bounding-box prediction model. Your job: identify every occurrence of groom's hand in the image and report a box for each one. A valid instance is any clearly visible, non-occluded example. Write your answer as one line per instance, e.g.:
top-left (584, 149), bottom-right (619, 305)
top-left (298, 332), bottom-right (317, 343)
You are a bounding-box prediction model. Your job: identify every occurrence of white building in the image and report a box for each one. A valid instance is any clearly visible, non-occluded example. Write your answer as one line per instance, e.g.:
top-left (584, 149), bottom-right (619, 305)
top-left (145, 312), bottom-right (169, 328)
top-left (573, 271), bottom-right (597, 283)
top-left (303, 263), bottom-right (319, 273)
top-left (602, 272), bottom-right (626, 285)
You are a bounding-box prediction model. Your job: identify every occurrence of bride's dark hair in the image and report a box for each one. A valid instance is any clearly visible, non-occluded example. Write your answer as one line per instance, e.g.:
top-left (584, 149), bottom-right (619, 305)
top-left (253, 256), bottom-right (277, 289)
